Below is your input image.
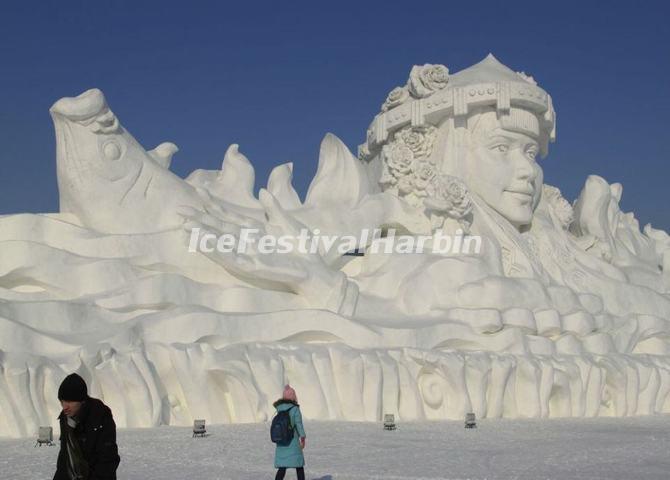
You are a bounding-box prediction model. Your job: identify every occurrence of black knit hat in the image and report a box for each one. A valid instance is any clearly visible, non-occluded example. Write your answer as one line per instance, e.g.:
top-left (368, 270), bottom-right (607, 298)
top-left (58, 373), bottom-right (88, 402)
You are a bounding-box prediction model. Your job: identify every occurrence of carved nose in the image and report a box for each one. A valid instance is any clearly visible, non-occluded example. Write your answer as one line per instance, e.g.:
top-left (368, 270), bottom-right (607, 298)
top-left (518, 164), bottom-right (535, 181)
top-left (512, 151), bottom-right (537, 182)
top-left (49, 88), bottom-right (107, 121)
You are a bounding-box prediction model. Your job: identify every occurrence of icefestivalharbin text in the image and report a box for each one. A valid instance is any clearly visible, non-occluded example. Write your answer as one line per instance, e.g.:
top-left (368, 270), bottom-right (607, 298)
top-left (187, 227), bottom-right (483, 255)
top-left (1, 54), bottom-right (670, 438)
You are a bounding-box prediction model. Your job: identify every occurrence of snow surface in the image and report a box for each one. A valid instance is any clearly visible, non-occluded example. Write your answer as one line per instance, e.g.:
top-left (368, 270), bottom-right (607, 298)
top-left (3, 416), bottom-right (669, 479)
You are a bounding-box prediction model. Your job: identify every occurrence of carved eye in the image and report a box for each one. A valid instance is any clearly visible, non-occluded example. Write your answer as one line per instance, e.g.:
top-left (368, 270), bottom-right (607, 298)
top-left (491, 143), bottom-right (509, 153)
top-left (102, 141), bottom-right (121, 161)
top-left (525, 145), bottom-right (539, 161)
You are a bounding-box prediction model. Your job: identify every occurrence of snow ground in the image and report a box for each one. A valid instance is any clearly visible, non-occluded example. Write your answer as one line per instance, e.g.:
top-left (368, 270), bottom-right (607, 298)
top-left (2, 416), bottom-right (670, 480)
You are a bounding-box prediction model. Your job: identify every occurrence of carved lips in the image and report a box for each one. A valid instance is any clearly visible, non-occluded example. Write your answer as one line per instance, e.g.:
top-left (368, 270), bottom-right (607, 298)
top-left (505, 184), bottom-right (534, 203)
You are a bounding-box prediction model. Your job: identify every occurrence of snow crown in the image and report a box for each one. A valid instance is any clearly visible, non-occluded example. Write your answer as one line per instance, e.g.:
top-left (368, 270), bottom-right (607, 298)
top-left (360, 54), bottom-right (557, 159)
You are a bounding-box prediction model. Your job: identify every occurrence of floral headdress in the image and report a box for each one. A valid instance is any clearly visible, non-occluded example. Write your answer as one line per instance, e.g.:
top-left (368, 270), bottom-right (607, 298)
top-left (381, 64), bottom-right (450, 112)
top-left (359, 54), bottom-right (556, 162)
top-left (378, 122), bottom-right (472, 231)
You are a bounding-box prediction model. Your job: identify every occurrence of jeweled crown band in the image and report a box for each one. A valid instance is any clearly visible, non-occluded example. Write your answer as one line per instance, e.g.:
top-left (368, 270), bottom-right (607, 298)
top-left (365, 80), bottom-right (554, 153)
top-left (359, 55), bottom-right (557, 160)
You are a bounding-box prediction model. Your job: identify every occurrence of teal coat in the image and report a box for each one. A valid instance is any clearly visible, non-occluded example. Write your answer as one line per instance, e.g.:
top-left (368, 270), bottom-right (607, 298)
top-left (273, 400), bottom-right (306, 468)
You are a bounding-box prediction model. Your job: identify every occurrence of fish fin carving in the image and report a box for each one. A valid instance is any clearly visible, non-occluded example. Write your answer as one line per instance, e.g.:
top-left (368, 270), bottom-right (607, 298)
top-left (149, 142), bottom-right (179, 169)
top-left (267, 162), bottom-right (302, 209)
top-left (305, 133), bottom-right (372, 209)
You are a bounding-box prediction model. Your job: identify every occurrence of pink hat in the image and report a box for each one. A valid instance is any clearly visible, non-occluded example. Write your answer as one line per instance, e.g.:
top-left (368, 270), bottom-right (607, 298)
top-left (283, 384), bottom-right (298, 403)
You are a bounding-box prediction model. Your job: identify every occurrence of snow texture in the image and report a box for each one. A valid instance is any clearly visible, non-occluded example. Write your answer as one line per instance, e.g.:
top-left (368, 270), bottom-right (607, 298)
top-left (3, 417), bottom-right (670, 479)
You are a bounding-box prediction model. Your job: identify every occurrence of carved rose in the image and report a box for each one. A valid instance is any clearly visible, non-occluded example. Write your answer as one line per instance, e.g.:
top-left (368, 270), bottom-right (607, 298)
top-left (412, 160), bottom-right (437, 193)
top-left (396, 125), bottom-right (436, 159)
top-left (424, 175), bottom-right (473, 219)
top-left (408, 64), bottom-right (449, 98)
top-left (382, 143), bottom-right (414, 177)
top-left (543, 185), bottom-right (574, 230)
top-left (381, 86), bottom-right (410, 112)
top-left (378, 126), bottom-right (438, 202)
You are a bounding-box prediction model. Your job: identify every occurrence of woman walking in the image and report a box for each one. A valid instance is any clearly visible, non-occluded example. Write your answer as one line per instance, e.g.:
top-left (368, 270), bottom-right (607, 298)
top-left (272, 385), bottom-right (306, 480)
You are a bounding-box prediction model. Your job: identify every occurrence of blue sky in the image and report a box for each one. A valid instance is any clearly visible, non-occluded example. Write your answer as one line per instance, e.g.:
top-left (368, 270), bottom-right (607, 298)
top-left (1, 0), bottom-right (669, 230)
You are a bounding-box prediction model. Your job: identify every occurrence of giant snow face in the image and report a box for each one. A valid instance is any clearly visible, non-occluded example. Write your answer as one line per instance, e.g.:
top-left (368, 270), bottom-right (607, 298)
top-left (460, 109), bottom-right (543, 228)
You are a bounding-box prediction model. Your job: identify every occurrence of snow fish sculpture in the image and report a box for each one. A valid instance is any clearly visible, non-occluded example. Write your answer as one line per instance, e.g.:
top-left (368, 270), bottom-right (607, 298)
top-left (50, 88), bottom-right (204, 233)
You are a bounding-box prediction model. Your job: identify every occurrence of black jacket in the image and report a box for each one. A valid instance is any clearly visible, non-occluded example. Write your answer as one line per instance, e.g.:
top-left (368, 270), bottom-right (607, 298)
top-left (53, 397), bottom-right (120, 480)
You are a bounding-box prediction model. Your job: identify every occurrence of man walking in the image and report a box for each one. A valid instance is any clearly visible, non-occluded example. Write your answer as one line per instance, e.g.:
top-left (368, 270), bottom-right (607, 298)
top-left (53, 373), bottom-right (120, 480)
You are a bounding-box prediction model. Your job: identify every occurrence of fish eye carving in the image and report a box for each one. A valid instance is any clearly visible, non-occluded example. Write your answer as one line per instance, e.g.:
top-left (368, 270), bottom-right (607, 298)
top-left (102, 140), bottom-right (122, 161)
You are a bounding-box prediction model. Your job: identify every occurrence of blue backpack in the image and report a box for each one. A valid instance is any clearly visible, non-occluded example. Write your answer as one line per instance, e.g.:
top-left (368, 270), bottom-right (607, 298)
top-left (270, 406), bottom-right (295, 445)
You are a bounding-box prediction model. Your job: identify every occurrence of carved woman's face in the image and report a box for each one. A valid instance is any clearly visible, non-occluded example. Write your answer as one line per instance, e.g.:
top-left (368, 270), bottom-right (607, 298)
top-left (458, 111), bottom-right (543, 228)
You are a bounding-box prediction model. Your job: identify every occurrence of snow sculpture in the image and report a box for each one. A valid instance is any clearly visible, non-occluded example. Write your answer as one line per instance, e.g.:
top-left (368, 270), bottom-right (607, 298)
top-left (1, 54), bottom-right (670, 438)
